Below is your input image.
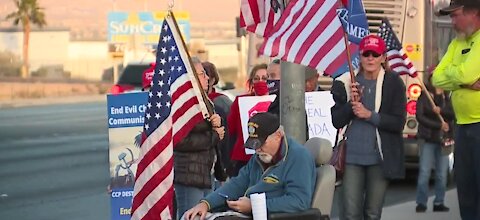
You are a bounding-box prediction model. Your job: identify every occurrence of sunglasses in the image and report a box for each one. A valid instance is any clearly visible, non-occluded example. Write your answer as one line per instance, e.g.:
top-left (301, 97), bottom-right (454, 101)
top-left (362, 51), bottom-right (382, 58)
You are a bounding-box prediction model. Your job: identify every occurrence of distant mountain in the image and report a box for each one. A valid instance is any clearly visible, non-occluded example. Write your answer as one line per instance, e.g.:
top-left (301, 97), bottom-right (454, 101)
top-left (0, 0), bottom-right (239, 40)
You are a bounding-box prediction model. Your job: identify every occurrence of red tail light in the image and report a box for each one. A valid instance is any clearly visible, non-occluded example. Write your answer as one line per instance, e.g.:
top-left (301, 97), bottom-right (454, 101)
top-left (408, 84), bottom-right (422, 99)
top-left (110, 85), bottom-right (124, 95)
top-left (406, 100), bottom-right (417, 115)
top-left (110, 84), bottom-right (135, 95)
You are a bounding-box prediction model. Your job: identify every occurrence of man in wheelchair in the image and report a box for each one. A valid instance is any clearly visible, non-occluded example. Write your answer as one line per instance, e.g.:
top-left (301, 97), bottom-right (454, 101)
top-left (182, 112), bottom-right (317, 220)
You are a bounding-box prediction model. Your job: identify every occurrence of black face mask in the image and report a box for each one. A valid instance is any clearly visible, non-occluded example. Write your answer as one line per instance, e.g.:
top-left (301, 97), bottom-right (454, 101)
top-left (267, 80), bottom-right (280, 94)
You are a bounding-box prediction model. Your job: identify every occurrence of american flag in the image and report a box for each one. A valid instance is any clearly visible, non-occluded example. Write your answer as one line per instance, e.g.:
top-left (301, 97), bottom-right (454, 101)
top-left (378, 18), bottom-right (418, 77)
top-left (240, 0), bottom-right (284, 37)
top-left (131, 13), bottom-right (209, 220)
top-left (258, 0), bottom-right (348, 74)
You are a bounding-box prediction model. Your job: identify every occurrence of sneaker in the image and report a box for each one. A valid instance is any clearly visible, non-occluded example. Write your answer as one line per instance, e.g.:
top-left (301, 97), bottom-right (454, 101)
top-left (433, 204), bottom-right (450, 212)
top-left (416, 204), bottom-right (427, 213)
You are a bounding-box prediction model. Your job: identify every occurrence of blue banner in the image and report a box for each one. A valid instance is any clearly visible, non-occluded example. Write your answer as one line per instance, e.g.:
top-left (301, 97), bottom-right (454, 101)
top-left (332, 0), bottom-right (369, 78)
top-left (107, 92), bottom-right (148, 220)
top-left (107, 92), bottom-right (149, 128)
top-left (111, 188), bottom-right (135, 220)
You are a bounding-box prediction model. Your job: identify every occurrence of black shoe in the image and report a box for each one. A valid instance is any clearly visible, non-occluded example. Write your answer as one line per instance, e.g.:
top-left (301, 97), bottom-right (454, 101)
top-left (433, 204), bottom-right (450, 212)
top-left (416, 204), bottom-right (427, 213)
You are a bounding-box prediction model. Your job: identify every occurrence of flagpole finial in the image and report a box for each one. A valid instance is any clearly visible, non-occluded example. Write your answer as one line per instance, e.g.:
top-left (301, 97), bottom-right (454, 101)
top-left (168, 0), bottom-right (175, 11)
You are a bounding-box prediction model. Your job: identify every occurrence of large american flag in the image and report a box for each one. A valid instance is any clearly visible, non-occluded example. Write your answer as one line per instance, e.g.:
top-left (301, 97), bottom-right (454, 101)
top-left (378, 18), bottom-right (418, 77)
top-left (131, 14), bottom-right (209, 220)
top-left (240, 0), bottom-right (284, 37)
top-left (258, 0), bottom-right (349, 74)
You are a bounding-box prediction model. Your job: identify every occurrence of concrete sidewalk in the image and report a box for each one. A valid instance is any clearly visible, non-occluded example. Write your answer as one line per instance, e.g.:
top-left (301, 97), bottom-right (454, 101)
top-left (333, 189), bottom-right (460, 220)
top-left (0, 94), bottom-right (106, 109)
top-left (382, 189), bottom-right (460, 220)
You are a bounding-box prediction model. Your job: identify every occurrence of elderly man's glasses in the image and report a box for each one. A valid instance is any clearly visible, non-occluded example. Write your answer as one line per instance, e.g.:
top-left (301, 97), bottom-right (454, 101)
top-left (362, 51), bottom-right (382, 58)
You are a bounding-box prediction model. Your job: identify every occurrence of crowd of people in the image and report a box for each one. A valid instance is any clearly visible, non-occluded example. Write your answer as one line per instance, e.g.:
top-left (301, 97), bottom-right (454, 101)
top-left (137, 0), bottom-right (480, 219)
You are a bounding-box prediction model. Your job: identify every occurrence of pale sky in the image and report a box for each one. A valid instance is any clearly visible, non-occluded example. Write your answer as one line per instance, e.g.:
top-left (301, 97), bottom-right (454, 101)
top-left (0, 0), bottom-right (240, 24)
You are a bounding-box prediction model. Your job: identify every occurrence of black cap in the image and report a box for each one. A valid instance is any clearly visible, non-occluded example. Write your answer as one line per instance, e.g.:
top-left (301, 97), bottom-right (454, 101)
top-left (439, 0), bottom-right (480, 15)
top-left (244, 112), bottom-right (280, 150)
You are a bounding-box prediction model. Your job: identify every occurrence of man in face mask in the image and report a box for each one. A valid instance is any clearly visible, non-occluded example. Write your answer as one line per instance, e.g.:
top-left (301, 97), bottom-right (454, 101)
top-left (268, 66), bottom-right (321, 114)
top-left (267, 65), bottom-right (321, 141)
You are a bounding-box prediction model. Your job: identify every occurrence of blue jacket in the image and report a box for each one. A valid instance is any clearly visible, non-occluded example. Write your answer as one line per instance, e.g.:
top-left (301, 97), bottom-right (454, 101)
top-left (202, 136), bottom-right (316, 213)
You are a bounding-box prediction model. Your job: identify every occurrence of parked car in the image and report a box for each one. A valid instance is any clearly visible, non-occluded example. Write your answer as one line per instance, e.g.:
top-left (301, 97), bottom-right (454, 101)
top-left (109, 63), bottom-right (239, 101)
top-left (110, 63), bottom-right (152, 94)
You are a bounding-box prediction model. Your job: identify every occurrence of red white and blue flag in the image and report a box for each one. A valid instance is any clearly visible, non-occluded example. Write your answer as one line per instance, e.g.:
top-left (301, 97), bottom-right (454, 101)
top-left (131, 14), bottom-right (209, 220)
top-left (330, 0), bottom-right (369, 77)
top-left (240, 0), bottom-right (284, 37)
top-left (258, 0), bottom-right (348, 74)
top-left (378, 18), bottom-right (418, 77)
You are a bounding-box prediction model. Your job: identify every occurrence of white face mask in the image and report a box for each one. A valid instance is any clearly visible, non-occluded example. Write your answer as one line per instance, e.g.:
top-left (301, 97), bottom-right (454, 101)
top-left (257, 152), bottom-right (273, 163)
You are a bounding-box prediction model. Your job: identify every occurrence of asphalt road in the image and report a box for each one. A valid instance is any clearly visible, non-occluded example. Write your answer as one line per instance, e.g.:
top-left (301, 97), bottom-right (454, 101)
top-left (0, 101), bottom-right (452, 220)
top-left (0, 101), bottom-right (110, 220)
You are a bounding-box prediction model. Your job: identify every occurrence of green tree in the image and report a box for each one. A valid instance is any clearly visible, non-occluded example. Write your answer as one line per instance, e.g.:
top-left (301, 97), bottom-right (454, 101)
top-left (5, 0), bottom-right (46, 79)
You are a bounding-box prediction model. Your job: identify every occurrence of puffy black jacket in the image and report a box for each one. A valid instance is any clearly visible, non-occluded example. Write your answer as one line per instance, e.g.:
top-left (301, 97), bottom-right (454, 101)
top-left (174, 119), bottom-right (219, 188)
top-left (416, 91), bottom-right (455, 144)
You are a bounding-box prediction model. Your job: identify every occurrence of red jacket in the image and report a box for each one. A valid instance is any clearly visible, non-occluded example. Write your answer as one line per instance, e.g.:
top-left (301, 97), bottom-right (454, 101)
top-left (227, 94), bottom-right (254, 162)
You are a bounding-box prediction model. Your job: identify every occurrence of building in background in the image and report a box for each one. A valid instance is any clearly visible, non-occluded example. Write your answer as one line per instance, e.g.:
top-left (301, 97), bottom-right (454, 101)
top-left (0, 28), bottom-right (69, 78)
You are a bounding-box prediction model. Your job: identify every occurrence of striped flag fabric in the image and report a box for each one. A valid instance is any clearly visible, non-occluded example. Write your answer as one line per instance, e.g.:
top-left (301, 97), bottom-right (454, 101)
top-left (240, 0), bottom-right (263, 27)
top-left (378, 18), bottom-right (418, 77)
top-left (131, 13), bottom-right (209, 220)
top-left (258, 0), bottom-right (348, 74)
top-left (240, 0), bottom-right (284, 37)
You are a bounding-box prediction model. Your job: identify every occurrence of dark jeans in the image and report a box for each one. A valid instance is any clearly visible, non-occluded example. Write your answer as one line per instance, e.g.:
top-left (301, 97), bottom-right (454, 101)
top-left (455, 122), bottom-right (480, 220)
top-left (342, 164), bottom-right (388, 220)
top-left (175, 184), bottom-right (212, 220)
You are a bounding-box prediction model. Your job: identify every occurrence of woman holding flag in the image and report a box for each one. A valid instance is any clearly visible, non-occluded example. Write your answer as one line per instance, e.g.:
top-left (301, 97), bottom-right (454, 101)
top-left (330, 35), bottom-right (406, 220)
top-left (173, 57), bottom-right (226, 218)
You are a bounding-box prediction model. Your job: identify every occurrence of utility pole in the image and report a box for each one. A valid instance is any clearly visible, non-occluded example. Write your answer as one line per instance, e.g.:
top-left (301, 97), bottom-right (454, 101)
top-left (280, 61), bottom-right (306, 144)
top-left (279, 0), bottom-right (307, 144)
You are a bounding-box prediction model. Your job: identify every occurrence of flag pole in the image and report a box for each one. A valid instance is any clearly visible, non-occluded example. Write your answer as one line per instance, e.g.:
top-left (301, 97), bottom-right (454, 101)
top-left (168, 10), bottom-right (214, 116)
top-left (337, 0), bottom-right (358, 102)
top-left (415, 77), bottom-right (446, 123)
top-left (341, 28), bottom-right (358, 102)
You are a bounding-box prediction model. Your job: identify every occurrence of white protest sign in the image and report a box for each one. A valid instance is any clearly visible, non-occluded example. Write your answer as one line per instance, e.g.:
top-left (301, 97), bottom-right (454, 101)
top-left (238, 95), bottom-right (277, 154)
top-left (305, 91), bottom-right (336, 146)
